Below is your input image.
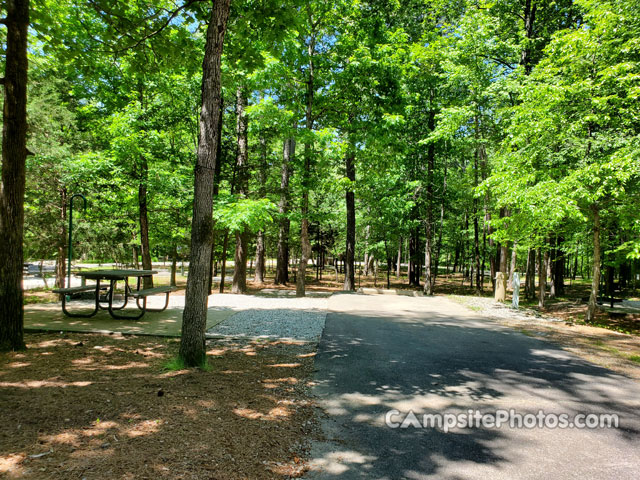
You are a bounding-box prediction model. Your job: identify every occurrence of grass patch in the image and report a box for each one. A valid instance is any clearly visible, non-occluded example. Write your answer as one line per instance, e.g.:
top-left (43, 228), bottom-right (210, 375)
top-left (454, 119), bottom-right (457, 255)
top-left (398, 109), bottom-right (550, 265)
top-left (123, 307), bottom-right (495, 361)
top-left (163, 355), bottom-right (212, 372)
top-left (628, 355), bottom-right (640, 364)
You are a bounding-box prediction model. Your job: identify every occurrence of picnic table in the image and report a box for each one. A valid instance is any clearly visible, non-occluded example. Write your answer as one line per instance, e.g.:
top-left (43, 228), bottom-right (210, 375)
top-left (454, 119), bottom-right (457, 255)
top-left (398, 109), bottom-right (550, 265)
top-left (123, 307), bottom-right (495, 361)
top-left (53, 269), bottom-right (176, 320)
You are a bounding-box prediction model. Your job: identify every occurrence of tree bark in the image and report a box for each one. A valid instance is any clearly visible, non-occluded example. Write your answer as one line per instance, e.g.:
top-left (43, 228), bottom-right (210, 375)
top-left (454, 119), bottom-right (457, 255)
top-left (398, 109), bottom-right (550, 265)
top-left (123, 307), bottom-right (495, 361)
top-left (423, 107), bottom-right (436, 295)
top-left (296, 27), bottom-right (316, 297)
top-left (525, 248), bottom-right (536, 299)
top-left (473, 116), bottom-right (482, 293)
top-left (433, 160), bottom-right (447, 286)
top-left (0, 0), bottom-right (29, 352)
top-left (208, 93), bottom-right (224, 294)
top-left (586, 206), bottom-right (601, 322)
top-left (508, 241), bottom-right (517, 290)
top-left (520, 0), bottom-right (538, 75)
top-left (180, 0), bottom-right (230, 367)
top-left (343, 151), bottom-right (356, 291)
top-left (55, 187), bottom-right (67, 290)
top-left (553, 236), bottom-right (565, 296)
top-left (254, 135), bottom-right (268, 284)
top-left (275, 136), bottom-right (293, 284)
top-left (232, 86), bottom-right (249, 294)
top-left (171, 244), bottom-right (177, 287)
top-left (219, 231), bottom-right (229, 293)
top-left (396, 237), bottom-right (402, 279)
top-left (138, 156), bottom-right (153, 289)
top-left (538, 247), bottom-right (545, 309)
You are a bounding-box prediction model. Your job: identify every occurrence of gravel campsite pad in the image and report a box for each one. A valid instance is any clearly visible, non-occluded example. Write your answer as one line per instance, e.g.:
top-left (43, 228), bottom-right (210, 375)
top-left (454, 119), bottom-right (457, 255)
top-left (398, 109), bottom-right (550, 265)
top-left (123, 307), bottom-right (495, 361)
top-left (207, 294), bottom-right (329, 341)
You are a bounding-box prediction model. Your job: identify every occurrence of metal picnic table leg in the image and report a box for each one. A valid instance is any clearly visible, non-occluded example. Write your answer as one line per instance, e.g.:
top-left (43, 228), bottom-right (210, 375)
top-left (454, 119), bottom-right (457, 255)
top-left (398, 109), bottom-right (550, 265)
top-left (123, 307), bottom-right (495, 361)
top-left (107, 277), bottom-right (147, 320)
top-left (100, 277), bottom-right (130, 310)
top-left (60, 279), bottom-right (101, 318)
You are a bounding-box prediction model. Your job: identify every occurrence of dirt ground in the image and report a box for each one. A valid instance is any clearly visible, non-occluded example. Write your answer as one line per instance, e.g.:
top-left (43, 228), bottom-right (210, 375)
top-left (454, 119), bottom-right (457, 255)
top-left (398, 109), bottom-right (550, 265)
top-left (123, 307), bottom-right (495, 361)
top-left (0, 333), bottom-right (318, 479)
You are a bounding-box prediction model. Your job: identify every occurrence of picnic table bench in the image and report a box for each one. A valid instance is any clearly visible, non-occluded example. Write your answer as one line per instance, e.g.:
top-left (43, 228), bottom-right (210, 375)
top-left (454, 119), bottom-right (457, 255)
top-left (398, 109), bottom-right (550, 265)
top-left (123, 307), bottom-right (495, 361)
top-left (53, 269), bottom-right (176, 320)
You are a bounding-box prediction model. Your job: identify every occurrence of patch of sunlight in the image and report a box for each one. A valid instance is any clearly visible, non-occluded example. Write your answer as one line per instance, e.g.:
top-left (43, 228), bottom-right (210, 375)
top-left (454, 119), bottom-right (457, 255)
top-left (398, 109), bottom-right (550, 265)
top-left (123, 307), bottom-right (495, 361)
top-left (83, 420), bottom-right (119, 437)
top-left (233, 406), bottom-right (291, 421)
top-left (6, 362), bottom-right (31, 368)
top-left (0, 380), bottom-right (92, 389)
top-left (341, 392), bottom-right (382, 406)
top-left (40, 431), bottom-right (80, 446)
top-left (103, 361), bottom-right (149, 371)
top-left (309, 450), bottom-right (377, 475)
top-left (0, 453), bottom-right (26, 476)
top-left (126, 419), bottom-right (162, 438)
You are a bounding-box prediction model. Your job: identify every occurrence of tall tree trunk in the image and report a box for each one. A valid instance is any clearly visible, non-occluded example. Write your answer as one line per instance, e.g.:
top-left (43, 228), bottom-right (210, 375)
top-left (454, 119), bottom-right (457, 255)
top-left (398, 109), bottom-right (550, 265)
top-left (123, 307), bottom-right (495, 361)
top-left (409, 227), bottom-right (420, 286)
top-left (525, 248), bottom-right (536, 299)
top-left (208, 93), bottom-right (224, 294)
top-left (586, 206), bottom-right (601, 322)
top-left (171, 244), bottom-right (177, 287)
top-left (180, 0), bottom-right (230, 367)
top-left (232, 86), bottom-right (249, 294)
top-left (138, 156), bottom-right (153, 289)
top-left (219, 231), bottom-right (229, 293)
top-left (297, 28), bottom-right (316, 297)
top-left (343, 151), bottom-right (356, 291)
top-left (473, 116), bottom-right (482, 293)
top-left (275, 136), bottom-right (293, 284)
top-left (433, 160), bottom-right (447, 286)
top-left (508, 241), bottom-right (517, 290)
top-left (520, 0), bottom-right (538, 75)
top-left (254, 135), bottom-right (268, 284)
top-left (424, 107), bottom-right (436, 295)
top-left (396, 237), bottom-right (402, 279)
top-left (538, 247), bottom-right (545, 308)
top-left (553, 236), bottom-right (565, 296)
top-left (55, 187), bottom-right (67, 290)
top-left (0, 0), bottom-right (29, 352)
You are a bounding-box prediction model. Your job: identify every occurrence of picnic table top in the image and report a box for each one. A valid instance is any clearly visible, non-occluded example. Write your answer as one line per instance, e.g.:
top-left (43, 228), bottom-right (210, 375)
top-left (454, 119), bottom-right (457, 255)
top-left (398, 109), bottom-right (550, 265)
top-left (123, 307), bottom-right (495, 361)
top-left (78, 269), bottom-right (158, 280)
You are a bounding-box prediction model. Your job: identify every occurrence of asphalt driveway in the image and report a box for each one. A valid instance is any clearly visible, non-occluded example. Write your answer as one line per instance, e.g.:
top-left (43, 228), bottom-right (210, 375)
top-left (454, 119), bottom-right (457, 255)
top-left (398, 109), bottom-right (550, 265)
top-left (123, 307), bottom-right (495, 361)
top-left (306, 293), bottom-right (640, 479)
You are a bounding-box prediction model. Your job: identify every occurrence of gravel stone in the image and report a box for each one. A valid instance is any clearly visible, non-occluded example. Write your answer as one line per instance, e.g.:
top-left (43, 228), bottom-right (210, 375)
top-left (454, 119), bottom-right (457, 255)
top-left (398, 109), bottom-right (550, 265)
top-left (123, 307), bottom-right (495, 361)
top-left (206, 293), bottom-right (329, 341)
top-left (450, 295), bottom-right (564, 323)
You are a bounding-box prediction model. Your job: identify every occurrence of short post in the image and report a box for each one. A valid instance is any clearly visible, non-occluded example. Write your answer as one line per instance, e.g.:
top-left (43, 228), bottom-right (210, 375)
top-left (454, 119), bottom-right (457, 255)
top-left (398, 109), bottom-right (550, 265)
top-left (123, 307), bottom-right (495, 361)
top-left (512, 272), bottom-right (520, 309)
top-left (495, 271), bottom-right (507, 302)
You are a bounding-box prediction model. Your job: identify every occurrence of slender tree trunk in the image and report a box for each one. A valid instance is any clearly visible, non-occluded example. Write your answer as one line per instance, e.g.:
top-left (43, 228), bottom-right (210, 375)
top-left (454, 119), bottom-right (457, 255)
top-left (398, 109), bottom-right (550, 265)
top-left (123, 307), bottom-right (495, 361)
top-left (208, 93), bottom-right (224, 294)
top-left (219, 231), bottom-right (229, 293)
top-left (0, 0), bottom-right (29, 352)
top-left (232, 86), bottom-right (249, 294)
top-left (424, 107), bottom-right (436, 295)
top-left (508, 241), bottom-right (517, 290)
top-left (473, 117), bottom-right (482, 293)
top-left (55, 187), bottom-right (67, 290)
top-left (254, 136), bottom-right (268, 284)
top-left (553, 236), bottom-right (565, 296)
top-left (171, 245), bottom-right (177, 287)
top-left (138, 156), bottom-right (153, 289)
top-left (586, 206), bottom-right (601, 322)
top-left (343, 151), bottom-right (356, 291)
top-left (275, 136), bottom-right (293, 284)
top-left (525, 248), bottom-right (536, 299)
top-left (180, 0), bottom-right (230, 367)
top-left (538, 247), bottom-right (545, 308)
top-left (433, 161), bottom-right (447, 286)
top-left (297, 28), bottom-right (316, 297)
top-left (396, 237), bottom-right (402, 279)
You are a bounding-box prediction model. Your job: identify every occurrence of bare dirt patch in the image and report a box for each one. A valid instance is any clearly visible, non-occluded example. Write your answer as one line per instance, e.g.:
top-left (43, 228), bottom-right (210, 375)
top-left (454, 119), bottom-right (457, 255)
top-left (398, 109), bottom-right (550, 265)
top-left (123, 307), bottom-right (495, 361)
top-left (0, 333), bottom-right (318, 479)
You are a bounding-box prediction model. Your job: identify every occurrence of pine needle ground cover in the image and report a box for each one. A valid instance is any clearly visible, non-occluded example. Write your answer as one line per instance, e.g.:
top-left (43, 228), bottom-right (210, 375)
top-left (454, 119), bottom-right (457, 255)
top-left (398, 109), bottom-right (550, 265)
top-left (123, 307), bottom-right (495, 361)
top-left (0, 333), bottom-right (317, 479)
